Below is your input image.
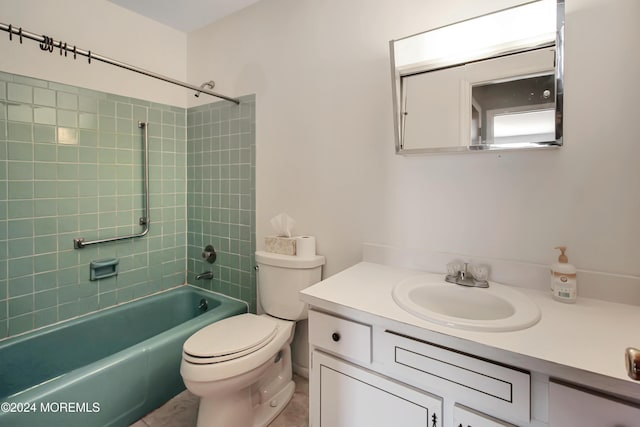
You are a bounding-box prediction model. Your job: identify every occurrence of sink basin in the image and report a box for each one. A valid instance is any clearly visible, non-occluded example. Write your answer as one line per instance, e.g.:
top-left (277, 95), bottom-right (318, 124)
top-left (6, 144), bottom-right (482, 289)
top-left (392, 274), bottom-right (541, 332)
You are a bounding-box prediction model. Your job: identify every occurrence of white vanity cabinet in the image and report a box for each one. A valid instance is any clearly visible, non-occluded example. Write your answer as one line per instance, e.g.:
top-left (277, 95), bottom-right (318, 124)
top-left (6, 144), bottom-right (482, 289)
top-left (302, 261), bottom-right (640, 427)
top-left (307, 306), bottom-right (640, 427)
top-left (308, 309), bottom-right (524, 427)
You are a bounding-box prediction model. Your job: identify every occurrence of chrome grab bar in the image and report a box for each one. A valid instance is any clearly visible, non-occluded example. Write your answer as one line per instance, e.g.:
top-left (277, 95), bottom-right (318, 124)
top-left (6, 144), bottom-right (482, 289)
top-left (73, 121), bottom-right (150, 249)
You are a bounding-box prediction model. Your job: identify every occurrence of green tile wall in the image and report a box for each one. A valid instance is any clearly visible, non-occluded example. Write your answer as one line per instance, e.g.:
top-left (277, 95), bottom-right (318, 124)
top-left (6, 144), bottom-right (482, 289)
top-left (0, 71), bottom-right (187, 338)
top-left (186, 96), bottom-right (256, 312)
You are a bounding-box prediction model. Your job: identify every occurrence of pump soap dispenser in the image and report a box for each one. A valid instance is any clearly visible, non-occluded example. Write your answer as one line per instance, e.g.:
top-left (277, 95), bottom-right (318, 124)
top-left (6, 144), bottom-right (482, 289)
top-left (551, 246), bottom-right (577, 303)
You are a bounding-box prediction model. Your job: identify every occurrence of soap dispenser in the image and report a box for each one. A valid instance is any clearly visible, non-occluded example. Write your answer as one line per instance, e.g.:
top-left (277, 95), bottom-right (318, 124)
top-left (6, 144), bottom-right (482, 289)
top-left (551, 246), bottom-right (577, 303)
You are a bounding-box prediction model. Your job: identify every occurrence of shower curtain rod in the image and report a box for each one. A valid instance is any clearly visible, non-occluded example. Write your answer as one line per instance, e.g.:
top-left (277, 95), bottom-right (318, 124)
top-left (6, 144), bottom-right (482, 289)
top-left (0, 22), bottom-right (240, 105)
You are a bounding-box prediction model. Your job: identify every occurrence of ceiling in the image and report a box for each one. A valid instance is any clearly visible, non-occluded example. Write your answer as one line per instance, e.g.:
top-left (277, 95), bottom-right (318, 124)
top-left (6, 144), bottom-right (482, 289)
top-left (108, 0), bottom-right (262, 33)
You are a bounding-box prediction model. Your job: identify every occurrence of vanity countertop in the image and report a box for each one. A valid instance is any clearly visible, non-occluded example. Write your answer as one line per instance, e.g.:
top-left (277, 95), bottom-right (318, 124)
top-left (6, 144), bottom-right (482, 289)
top-left (300, 261), bottom-right (640, 399)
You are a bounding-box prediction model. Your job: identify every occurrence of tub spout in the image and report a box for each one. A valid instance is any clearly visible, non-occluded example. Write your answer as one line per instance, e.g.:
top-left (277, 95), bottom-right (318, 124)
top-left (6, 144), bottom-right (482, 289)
top-left (195, 271), bottom-right (213, 280)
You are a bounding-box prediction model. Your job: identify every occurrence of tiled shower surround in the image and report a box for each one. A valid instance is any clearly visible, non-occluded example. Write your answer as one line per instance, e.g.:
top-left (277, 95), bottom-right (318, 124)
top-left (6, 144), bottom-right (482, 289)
top-left (0, 71), bottom-right (256, 338)
top-left (186, 97), bottom-right (257, 312)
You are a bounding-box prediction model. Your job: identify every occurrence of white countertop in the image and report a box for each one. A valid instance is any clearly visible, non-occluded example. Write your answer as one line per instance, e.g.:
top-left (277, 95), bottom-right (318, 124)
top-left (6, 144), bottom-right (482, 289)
top-left (300, 262), bottom-right (640, 399)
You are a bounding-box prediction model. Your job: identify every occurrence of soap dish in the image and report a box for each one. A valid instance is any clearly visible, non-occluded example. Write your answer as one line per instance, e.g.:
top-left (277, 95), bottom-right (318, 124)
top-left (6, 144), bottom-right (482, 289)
top-left (90, 258), bottom-right (119, 281)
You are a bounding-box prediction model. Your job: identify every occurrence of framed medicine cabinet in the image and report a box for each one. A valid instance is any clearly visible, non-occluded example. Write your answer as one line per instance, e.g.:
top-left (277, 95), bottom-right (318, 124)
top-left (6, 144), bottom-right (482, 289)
top-left (390, 0), bottom-right (564, 154)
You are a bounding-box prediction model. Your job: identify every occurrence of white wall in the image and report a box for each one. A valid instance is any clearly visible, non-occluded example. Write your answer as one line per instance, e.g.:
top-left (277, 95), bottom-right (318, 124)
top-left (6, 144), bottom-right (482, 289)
top-left (0, 0), bottom-right (188, 106)
top-left (188, 0), bottom-right (640, 283)
top-left (6, 0), bottom-right (636, 283)
top-left (380, 0), bottom-right (640, 276)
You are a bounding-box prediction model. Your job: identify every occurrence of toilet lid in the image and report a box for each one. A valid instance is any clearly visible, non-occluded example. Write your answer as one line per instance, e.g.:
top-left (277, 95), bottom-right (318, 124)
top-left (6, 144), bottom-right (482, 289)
top-left (183, 314), bottom-right (278, 362)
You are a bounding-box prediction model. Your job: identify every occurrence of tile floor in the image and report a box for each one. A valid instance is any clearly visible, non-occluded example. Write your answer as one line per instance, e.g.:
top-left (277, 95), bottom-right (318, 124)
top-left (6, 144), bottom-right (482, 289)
top-left (130, 375), bottom-right (309, 427)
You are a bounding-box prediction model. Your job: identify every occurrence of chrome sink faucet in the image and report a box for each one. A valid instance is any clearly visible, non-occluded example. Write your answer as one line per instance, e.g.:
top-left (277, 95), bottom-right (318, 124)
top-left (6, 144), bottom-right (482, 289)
top-left (445, 262), bottom-right (489, 288)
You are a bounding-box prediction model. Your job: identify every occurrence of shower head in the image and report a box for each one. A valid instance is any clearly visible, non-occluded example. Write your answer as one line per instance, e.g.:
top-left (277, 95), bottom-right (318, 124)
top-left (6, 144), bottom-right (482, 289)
top-left (194, 80), bottom-right (215, 97)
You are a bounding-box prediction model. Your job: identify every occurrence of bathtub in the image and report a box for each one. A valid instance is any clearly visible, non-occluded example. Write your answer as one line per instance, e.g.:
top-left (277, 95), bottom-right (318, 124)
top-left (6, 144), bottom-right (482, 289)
top-left (0, 285), bottom-right (247, 427)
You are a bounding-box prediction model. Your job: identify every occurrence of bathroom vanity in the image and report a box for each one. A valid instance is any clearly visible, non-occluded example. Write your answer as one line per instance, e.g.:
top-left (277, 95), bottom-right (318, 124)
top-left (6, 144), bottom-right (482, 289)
top-left (300, 262), bottom-right (640, 427)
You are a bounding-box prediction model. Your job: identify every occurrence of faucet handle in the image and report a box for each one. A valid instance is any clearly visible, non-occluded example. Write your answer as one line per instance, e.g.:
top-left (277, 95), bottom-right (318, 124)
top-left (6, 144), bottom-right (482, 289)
top-left (202, 245), bottom-right (217, 264)
top-left (446, 262), bottom-right (462, 277)
top-left (471, 264), bottom-right (490, 282)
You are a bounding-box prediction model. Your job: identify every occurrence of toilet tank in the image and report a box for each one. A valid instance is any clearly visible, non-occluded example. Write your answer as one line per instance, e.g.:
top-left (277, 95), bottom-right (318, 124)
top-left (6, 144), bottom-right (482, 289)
top-left (255, 251), bottom-right (325, 320)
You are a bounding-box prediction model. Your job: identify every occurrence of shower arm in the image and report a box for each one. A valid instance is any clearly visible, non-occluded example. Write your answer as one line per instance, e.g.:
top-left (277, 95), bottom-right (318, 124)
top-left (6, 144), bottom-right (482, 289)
top-left (73, 121), bottom-right (150, 249)
top-left (195, 81), bottom-right (216, 98)
top-left (0, 22), bottom-right (240, 105)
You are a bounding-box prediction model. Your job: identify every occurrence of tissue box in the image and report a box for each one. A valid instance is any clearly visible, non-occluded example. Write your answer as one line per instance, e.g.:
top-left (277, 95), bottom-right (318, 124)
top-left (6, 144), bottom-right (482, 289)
top-left (264, 236), bottom-right (296, 255)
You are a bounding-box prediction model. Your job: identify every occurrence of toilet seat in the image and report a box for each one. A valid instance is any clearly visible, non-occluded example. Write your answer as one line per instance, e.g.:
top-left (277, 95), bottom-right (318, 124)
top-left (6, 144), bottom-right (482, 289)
top-left (183, 313), bottom-right (278, 364)
top-left (181, 314), bottom-right (295, 384)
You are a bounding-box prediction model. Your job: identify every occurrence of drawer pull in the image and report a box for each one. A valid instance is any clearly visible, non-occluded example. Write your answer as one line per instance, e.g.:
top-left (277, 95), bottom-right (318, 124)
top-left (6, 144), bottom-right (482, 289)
top-left (309, 310), bottom-right (372, 363)
top-left (626, 347), bottom-right (640, 380)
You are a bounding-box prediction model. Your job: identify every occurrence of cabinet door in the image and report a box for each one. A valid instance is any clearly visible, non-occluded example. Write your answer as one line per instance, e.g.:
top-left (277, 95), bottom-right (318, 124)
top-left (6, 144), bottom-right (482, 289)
top-left (549, 381), bottom-right (640, 427)
top-left (310, 350), bottom-right (442, 427)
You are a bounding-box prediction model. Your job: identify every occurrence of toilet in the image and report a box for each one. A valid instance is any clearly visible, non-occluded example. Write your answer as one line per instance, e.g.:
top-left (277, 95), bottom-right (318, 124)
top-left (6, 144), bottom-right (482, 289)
top-left (180, 250), bottom-right (325, 427)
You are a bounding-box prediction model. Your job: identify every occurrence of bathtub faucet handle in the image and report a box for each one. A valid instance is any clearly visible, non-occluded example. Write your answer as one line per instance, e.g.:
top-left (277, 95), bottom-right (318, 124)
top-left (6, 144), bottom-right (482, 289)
top-left (202, 245), bottom-right (217, 264)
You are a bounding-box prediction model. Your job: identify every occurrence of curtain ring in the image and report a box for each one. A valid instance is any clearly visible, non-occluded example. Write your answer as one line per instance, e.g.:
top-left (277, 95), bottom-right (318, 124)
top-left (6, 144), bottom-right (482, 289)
top-left (88, 50), bottom-right (91, 64)
top-left (18, 27), bottom-right (23, 44)
top-left (40, 35), bottom-right (48, 51)
top-left (73, 45), bottom-right (77, 60)
top-left (8, 24), bottom-right (12, 41)
top-left (48, 37), bottom-right (54, 52)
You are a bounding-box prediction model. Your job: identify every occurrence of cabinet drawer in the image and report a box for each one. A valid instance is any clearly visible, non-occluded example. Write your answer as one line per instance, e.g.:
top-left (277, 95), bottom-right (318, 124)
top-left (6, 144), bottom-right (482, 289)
top-left (308, 310), bottom-right (372, 364)
top-left (454, 404), bottom-right (516, 427)
top-left (549, 381), bottom-right (640, 426)
top-left (377, 330), bottom-right (530, 423)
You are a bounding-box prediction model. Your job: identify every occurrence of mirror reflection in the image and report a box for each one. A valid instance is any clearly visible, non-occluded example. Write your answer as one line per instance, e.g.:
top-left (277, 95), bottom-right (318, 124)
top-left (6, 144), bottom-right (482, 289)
top-left (472, 74), bottom-right (555, 147)
top-left (390, 0), bottom-right (564, 154)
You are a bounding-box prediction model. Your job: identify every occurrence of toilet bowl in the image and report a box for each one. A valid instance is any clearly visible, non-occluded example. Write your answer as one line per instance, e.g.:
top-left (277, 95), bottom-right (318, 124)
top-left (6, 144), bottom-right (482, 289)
top-left (181, 314), bottom-right (295, 427)
top-left (180, 251), bottom-right (325, 427)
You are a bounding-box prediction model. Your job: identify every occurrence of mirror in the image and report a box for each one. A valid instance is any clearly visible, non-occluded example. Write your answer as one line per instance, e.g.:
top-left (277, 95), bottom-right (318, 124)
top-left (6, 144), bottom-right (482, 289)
top-left (390, 0), bottom-right (564, 154)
